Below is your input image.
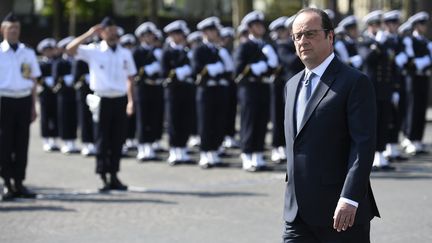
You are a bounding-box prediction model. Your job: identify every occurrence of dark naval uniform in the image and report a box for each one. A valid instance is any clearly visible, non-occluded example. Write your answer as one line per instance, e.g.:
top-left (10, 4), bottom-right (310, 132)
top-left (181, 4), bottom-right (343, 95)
top-left (72, 59), bottom-right (95, 155)
top-left (52, 55), bottom-right (78, 150)
top-left (162, 44), bottom-right (194, 156)
top-left (192, 40), bottom-right (229, 167)
top-left (37, 54), bottom-right (59, 148)
top-left (133, 43), bottom-right (164, 160)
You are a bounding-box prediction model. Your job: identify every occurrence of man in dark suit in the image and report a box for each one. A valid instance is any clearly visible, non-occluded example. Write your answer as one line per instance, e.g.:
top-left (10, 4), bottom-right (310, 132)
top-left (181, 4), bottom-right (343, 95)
top-left (283, 8), bottom-right (380, 242)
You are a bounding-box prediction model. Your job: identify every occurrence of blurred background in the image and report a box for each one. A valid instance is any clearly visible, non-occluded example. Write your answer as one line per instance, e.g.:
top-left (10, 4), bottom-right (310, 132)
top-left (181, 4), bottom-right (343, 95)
top-left (1, 0), bottom-right (431, 45)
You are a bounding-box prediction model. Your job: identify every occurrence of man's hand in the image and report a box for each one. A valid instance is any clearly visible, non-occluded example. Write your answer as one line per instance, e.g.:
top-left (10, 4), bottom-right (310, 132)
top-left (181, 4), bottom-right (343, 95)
top-left (126, 101), bottom-right (134, 116)
top-left (333, 201), bottom-right (357, 232)
top-left (87, 24), bottom-right (104, 37)
top-left (31, 105), bottom-right (37, 123)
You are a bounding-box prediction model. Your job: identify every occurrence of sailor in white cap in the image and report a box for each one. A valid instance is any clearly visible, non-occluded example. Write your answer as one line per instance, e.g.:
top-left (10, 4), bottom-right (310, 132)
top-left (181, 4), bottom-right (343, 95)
top-left (0, 13), bottom-right (41, 200)
top-left (217, 26), bottom-right (239, 150)
top-left (133, 21), bottom-right (165, 161)
top-left (52, 36), bottom-right (80, 155)
top-left (375, 10), bottom-right (409, 163)
top-left (191, 16), bottom-right (231, 168)
top-left (36, 38), bottom-right (60, 153)
top-left (400, 11), bottom-right (431, 155)
top-left (268, 16), bottom-right (304, 164)
top-left (234, 10), bottom-right (279, 172)
top-left (362, 10), bottom-right (383, 38)
top-left (120, 34), bottom-right (137, 50)
top-left (36, 38), bottom-right (59, 152)
top-left (66, 16), bottom-right (137, 191)
top-left (334, 15), bottom-right (363, 69)
top-left (161, 20), bottom-right (195, 165)
top-left (359, 9), bottom-right (401, 171)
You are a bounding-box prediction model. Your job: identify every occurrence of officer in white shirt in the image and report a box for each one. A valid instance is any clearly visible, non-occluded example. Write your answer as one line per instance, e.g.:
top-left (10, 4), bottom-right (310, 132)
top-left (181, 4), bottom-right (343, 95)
top-left (66, 17), bottom-right (137, 191)
top-left (0, 13), bottom-right (41, 200)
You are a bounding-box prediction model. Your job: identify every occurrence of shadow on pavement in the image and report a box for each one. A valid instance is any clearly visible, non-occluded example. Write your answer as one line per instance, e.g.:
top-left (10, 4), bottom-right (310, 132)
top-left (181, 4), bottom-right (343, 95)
top-left (0, 205), bottom-right (76, 212)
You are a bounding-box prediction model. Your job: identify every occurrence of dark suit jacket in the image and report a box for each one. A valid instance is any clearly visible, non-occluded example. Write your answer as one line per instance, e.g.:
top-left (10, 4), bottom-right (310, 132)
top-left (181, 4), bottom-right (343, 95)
top-left (284, 56), bottom-right (380, 226)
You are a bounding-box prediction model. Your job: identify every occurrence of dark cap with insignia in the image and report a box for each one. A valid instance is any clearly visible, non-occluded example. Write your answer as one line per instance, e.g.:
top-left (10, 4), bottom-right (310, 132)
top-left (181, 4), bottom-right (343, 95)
top-left (2, 12), bottom-right (19, 23)
top-left (241, 10), bottom-right (265, 27)
top-left (100, 16), bottom-right (116, 28)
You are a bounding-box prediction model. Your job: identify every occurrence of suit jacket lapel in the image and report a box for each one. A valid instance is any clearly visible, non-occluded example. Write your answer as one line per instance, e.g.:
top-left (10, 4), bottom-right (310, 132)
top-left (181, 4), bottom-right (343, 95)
top-left (296, 57), bottom-right (341, 138)
top-left (285, 70), bottom-right (304, 139)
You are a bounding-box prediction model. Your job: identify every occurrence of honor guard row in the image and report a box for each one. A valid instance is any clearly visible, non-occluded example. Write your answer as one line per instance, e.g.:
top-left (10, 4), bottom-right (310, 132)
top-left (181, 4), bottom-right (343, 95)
top-left (334, 10), bottom-right (431, 171)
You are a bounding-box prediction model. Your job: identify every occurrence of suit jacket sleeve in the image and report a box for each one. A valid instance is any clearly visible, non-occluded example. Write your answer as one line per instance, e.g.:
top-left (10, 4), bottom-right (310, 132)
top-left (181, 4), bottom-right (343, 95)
top-left (341, 73), bottom-right (376, 202)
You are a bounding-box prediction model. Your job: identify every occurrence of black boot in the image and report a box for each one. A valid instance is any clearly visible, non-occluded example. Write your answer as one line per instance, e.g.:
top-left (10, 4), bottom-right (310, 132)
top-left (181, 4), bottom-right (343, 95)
top-left (109, 173), bottom-right (128, 191)
top-left (99, 174), bottom-right (111, 192)
top-left (2, 179), bottom-right (16, 201)
top-left (14, 180), bottom-right (36, 199)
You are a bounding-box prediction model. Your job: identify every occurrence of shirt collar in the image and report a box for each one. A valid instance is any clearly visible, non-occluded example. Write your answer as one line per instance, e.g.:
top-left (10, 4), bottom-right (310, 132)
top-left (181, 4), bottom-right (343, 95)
top-left (305, 52), bottom-right (335, 78)
top-left (100, 40), bottom-right (118, 52)
top-left (1, 40), bottom-right (23, 52)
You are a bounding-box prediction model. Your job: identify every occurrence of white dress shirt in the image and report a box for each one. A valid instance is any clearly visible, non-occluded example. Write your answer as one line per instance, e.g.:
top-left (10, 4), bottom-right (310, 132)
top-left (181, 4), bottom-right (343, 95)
top-left (0, 40), bottom-right (41, 92)
top-left (75, 41), bottom-right (137, 96)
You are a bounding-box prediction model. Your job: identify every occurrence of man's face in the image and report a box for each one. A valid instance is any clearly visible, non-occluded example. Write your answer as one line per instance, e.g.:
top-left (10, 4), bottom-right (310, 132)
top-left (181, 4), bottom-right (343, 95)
top-left (203, 27), bottom-right (219, 42)
top-left (170, 31), bottom-right (185, 44)
top-left (1, 21), bottom-right (20, 43)
top-left (139, 32), bottom-right (155, 45)
top-left (384, 21), bottom-right (399, 34)
top-left (292, 11), bottom-right (333, 69)
top-left (368, 22), bottom-right (381, 35)
top-left (100, 25), bottom-right (119, 43)
top-left (249, 21), bottom-right (265, 37)
top-left (415, 21), bottom-right (428, 34)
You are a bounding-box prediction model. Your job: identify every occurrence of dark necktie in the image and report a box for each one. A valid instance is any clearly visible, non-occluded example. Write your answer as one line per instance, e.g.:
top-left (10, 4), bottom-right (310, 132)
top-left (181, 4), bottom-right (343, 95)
top-left (109, 45), bottom-right (117, 52)
top-left (296, 71), bottom-right (315, 131)
top-left (9, 43), bottom-right (18, 52)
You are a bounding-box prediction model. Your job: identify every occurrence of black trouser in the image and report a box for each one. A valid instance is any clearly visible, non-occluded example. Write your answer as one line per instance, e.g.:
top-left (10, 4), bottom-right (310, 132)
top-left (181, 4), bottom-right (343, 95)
top-left (135, 84), bottom-right (164, 143)
top-left (0, 95), bottom-right (32, 181)
top-left (282, 216), bottom-right (370, 243)
top-left (271, 80), bottom-right (286, 148)
top-left (238, 82), bottom-right (270, 153)
top-left (77, 86), bottom-right (94, 143)
top-left (404, 74), bottom-right (429, 141)
top-left (387, 89), bottom-right (406, 143)
top-left (39, 89), bottom-right (58, 138)
top-left (225, 81), bottom-right (237, 137)
top-left (376, 99), bottom-right (391, 152)
top-left (95, 96), bottom-right (127, 174)
top-left (165, 83), bottom-right (194, 147)
top-left (57, 87), bottom-right (77, 140)
top-left (196, 86), bottom-right (228, 151)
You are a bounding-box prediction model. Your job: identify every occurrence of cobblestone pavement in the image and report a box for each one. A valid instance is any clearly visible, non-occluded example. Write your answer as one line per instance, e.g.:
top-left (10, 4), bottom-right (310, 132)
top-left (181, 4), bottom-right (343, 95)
top-left (0, 121), bottom-right (431, 243)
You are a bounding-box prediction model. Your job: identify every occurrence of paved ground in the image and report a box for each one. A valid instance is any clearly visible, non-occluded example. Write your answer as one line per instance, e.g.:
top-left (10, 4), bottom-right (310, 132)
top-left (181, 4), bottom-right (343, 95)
top-left (0, 119), bottom-right (431, 243)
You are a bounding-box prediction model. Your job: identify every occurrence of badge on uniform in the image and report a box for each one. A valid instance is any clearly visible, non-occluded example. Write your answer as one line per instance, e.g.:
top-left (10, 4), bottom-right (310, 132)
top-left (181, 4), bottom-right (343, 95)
top-left (21, 63), bottom-right (31, 79)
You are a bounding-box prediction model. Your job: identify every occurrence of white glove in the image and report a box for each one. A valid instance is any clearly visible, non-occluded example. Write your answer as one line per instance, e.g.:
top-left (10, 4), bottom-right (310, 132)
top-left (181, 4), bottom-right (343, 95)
top-left (86, 94), bottom-right (101, 122)
top-left (349, 55), bottom-right (363, 69)
top-left (262, 44), bottom-right (279, 68)
top-left (175, 65), bottom-right (192, 81)
top-left (44, 76), bottom-right (54, 87)
top-left (414, 56), bottom-right (431, 71)
top-left (144, 61), bottom-right (161, 76)
top-left (392, 92), bottom-right (400, 107)
top-left (207, 61), bottom-right (224, 77)
top-left (250, 61), bottom-right (268, 76)
top-left (395, 52), bottom-right (408, 68)
top-left (63, 74), bottom-right (74, 87)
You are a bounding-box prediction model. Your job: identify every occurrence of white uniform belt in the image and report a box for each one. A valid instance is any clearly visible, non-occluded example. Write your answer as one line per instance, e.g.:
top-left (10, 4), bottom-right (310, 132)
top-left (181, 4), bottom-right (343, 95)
top-left (0, 89), bottom-right (32, 98)
top-left (94, 90), bottom-right (126, 98)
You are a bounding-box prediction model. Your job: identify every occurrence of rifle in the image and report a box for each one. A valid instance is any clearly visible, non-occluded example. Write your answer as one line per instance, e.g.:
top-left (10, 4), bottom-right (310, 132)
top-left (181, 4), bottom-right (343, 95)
top-left (163, 69), bottom-right (177, 87)
top-left (234, 65), bottom-right (250, 85)
top-left (195, 66), bottom-right (208, 86)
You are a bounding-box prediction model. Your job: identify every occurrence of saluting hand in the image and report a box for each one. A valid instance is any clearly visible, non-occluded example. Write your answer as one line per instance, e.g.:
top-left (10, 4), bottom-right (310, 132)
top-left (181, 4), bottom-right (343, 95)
top-left (87, 24), bottom-right (104, 37)
top-left (333, 201), bottom-right (357, 232)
